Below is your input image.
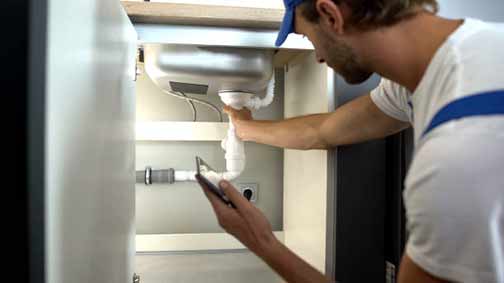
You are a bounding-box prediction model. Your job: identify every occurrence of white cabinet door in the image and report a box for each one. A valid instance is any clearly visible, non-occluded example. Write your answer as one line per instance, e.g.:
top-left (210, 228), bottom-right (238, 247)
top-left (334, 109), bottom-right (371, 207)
top-left (284, 52), bottom-right (335, 274)
top-left (45, 0), bottom-right (137, 282)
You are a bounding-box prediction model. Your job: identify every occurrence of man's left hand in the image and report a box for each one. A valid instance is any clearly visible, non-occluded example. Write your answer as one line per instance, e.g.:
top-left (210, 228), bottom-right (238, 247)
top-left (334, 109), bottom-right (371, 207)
top-left (198, 179), bottom-right (278, 257)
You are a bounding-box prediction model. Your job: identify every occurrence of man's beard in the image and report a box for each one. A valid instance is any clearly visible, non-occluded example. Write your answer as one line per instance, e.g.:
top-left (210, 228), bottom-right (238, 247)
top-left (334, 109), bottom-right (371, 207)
top-left (322, 35), bottom-right (372, 84)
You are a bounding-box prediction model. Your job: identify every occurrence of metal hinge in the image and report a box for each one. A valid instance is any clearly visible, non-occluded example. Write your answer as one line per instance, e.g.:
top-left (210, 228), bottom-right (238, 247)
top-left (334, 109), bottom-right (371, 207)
top-left (386, 261), bottom-right (396, 283)
top-left (134, 47), bottom-right (144, 82)
top-left (133, 273), bottom-right (140, 283)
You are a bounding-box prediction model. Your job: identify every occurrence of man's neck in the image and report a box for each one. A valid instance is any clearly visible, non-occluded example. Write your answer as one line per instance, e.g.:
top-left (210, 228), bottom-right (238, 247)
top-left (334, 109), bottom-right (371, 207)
top-left (361, 13), bottom-right (464, 93)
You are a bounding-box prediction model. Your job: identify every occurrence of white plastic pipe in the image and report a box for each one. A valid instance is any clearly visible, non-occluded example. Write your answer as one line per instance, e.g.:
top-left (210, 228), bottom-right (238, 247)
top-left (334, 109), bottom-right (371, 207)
top-left (217, 75), bottom-right (276, 181)
top-left (221, 121), bottom-right (246, 180)
top-left (218, 92), bottom-right (251, 181)
top-left (174, 170), bottom-right (197, 182)
top-left (246, 73), bottom-right (276, 110)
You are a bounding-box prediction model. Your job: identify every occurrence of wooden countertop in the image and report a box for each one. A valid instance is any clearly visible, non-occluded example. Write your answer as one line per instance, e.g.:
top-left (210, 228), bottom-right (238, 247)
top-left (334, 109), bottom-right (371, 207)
top-left (121, 1), bottom-right (285, 29)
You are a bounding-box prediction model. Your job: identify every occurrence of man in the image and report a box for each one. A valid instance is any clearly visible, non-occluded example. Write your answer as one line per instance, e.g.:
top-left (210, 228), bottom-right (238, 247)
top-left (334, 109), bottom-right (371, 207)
top-left (198, 0), bottom-right (504, 282)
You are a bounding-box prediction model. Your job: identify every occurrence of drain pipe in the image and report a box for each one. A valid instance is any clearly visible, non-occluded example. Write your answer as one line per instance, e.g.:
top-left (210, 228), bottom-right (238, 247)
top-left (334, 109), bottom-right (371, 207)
top-left (218, 74), bottom-right (276, 181)
top-left (136, 167), bottom-right (196, 185)
top-left (218, 91), bottom-right (252, 181)
top-left (137, 75), bottom-right (276, 185)
top-left (137, 167), bottom-right (176, 185)
top-left (245, 74), bottom-right (276, 110)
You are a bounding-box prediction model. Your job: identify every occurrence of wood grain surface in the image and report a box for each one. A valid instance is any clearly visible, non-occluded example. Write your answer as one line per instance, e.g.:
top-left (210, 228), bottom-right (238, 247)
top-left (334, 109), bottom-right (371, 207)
top-left (121, 1), bottom-right (285, 29)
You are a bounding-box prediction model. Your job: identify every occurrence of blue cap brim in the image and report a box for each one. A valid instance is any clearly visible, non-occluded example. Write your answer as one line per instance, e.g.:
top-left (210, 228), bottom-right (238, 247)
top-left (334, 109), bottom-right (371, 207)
top-left (275, 8), bottom-right (295, 47)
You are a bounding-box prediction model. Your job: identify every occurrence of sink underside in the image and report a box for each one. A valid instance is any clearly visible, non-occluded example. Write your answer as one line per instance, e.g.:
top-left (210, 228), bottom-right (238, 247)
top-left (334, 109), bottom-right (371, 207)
top-left (144, 44), bottom-right (274, 96)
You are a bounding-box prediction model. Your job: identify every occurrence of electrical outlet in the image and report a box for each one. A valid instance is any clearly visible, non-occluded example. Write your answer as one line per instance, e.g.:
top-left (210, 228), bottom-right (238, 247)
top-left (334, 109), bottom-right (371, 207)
top-left (237, 183), bottom-right (259, 203)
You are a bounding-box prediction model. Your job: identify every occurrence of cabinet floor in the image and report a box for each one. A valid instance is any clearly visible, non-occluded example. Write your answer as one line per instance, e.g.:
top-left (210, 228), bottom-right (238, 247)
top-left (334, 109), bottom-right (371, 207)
top-left (136, 250), bottom-right (284, 283)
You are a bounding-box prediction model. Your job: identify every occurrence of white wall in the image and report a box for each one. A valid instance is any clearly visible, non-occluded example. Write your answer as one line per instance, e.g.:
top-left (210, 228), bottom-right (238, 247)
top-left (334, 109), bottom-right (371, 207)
top-left (438, 0), bottom-right (504, 22)
top-left (45, 1), bottom-right (137, 282)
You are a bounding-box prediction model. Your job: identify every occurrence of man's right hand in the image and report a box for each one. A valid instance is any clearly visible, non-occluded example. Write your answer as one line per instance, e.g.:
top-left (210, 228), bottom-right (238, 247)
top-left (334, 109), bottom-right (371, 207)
top-left (223, 106), bottom-right (253, 140)
top-left (223, 105), bottom-right (253, 121)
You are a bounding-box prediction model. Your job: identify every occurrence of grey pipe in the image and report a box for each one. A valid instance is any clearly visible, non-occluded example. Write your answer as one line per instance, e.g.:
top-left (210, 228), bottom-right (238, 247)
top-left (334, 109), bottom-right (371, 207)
top-left (136, 166), bottom-right (175, 185)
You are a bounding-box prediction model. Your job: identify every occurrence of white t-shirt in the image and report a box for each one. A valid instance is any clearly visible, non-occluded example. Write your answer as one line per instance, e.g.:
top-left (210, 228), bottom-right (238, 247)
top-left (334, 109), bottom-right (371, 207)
top-left (371, 18), bottom-right (504, 283)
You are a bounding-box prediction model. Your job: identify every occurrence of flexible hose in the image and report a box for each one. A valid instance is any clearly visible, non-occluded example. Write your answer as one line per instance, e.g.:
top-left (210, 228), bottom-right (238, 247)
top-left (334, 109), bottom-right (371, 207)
top-left (180, 92), bottom-right (197, 122)
top-left (246, 74), bottom-right (275, 110)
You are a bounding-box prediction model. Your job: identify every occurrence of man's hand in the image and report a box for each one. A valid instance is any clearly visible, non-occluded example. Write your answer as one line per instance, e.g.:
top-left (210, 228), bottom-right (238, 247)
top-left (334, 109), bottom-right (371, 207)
top-left (223, 106), bottom-right (253, 141)
top-left (199, 178), bottom-right (331, 283)
top-left (198, 178), bottom-right (278, 256)
top-left (223, 105), bottom-right (253, 122)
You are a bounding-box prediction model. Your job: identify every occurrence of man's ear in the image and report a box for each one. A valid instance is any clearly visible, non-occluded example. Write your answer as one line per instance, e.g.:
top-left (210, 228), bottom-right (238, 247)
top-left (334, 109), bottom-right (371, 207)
top-left (315, 0), bottom-right (345, 34)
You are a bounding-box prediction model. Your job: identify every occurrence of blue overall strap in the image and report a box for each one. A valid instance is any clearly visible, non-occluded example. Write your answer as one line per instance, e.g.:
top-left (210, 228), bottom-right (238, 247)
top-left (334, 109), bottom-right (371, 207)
top-left (422, 90), bottom-right (504, 138)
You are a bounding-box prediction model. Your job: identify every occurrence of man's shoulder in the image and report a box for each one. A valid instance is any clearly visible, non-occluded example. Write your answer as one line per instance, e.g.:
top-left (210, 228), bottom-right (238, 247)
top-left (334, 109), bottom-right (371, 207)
top-left (452, 18), bottom-right (504, 57)
top-left (432, 19), bottom-right (504, 97)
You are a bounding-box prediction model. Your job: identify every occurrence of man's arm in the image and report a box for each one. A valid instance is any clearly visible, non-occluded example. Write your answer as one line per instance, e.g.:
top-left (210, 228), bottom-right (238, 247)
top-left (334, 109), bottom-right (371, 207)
top-left (399, 255), bottom-right (449, 283)
top-left (258, 239), bottom-right (331, 283)
top-left (225, 94), bottom-right (410, 150)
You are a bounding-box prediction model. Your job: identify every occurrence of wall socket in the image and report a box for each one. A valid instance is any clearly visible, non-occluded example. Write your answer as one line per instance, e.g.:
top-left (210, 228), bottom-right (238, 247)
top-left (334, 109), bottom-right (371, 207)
top-left (237, 183), bottom-right (259, 203)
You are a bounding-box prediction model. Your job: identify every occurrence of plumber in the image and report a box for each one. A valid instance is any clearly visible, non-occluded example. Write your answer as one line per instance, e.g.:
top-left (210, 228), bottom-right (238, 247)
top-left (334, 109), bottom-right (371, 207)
top-left (199, 0), bottom-right (504, 282)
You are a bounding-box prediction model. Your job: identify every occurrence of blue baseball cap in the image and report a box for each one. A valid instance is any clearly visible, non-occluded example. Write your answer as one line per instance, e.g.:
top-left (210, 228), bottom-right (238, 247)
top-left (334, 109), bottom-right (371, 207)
top-left (275, 0), bottom-right (306, 47)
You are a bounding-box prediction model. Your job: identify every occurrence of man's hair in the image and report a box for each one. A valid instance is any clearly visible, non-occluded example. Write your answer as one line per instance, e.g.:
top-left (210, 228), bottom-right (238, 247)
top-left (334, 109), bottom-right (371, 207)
top-left (299, 0), bottom-right (439, 30)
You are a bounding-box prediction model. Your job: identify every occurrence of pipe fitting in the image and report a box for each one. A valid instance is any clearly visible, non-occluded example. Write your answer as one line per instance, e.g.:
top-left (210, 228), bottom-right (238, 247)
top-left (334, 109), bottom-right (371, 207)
top-left (136, 167), bottom-right (176, 185)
